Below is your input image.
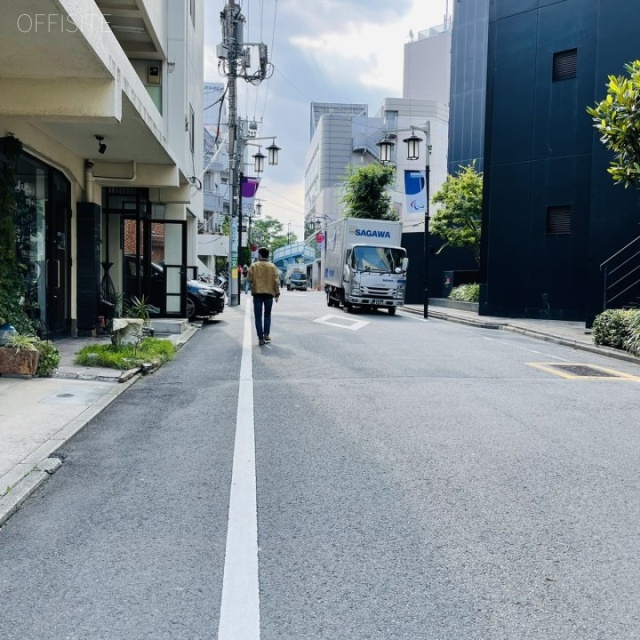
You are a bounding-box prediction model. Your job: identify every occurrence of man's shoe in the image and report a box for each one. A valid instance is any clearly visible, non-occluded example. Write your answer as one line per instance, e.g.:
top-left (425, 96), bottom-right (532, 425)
top-left (259, 339), bottom-right (266, 346)
top-left (264, 335), bottom-right (271, 343)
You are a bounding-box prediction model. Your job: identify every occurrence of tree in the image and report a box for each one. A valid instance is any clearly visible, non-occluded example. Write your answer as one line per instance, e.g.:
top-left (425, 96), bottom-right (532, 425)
top-left (249, 216), bottom-right (290, 256)
top-left (587, 60), bottom-right (640, 188)
top-left (0, 135), bottom-right (33, 333)
top-left (342, 162), bottom-right (397, 220)
top-left (430, 163), bottom-right (483, 266)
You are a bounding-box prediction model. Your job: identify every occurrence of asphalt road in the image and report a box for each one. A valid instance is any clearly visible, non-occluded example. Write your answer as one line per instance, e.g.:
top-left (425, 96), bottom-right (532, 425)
top-left (1, 290), bottom-right (640, 639)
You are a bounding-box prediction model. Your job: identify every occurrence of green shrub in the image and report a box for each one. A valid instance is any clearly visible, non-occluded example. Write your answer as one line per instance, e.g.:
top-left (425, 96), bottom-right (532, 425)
top-left (623, 311), bottom-right (640, 356)
top-left (449, 283), bottom-right (480, 302)
top-left (36, 340), bottom-right (60, 377)
top-left (591, 308), bottom-right (639, 349)
top-left (75, 338), bottom-right (176, 370)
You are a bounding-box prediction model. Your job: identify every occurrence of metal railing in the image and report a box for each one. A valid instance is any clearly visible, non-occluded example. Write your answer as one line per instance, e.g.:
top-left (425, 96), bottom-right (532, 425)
top-left (600, 235), bottom-right (640, 309)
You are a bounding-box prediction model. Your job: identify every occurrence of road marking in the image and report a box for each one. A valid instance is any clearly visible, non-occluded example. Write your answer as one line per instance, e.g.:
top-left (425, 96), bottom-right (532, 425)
top-left (528, 362), bottom-right (640, 380)
top-left (314, 314), bottom-right (369, 330)
top-left (218, 301), bottom-right (260, 639)
top-left (482, 336), bottom-right (571, 361)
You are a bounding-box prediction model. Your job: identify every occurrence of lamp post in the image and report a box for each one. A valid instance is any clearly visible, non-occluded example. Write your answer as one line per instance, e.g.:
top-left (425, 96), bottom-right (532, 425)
top-left (230, 136), bottom-right (280, 306)
top-left (376, 123), bottom-right (431, 319)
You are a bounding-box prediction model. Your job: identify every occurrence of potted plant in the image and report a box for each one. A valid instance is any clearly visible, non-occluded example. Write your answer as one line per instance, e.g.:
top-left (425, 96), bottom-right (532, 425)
top-left (0, 330), bottom-right (61, 377)
top-left (0, 333), bottom-right (40, 376)
top-left (112, 295), bottom-right (158, 346)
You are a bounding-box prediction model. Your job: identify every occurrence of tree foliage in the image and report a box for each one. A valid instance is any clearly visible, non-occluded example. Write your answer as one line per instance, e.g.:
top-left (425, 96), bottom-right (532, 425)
top-left (430, 163), bottom-right (483, 266)
top-left (0, 136), bottom-right (33, 333)
top-left (587, 60), bottom-right (640, 188)
top-left (342, 162), bottom-right (397, 220)
top-left (249, 216), bottom-right (293, 256)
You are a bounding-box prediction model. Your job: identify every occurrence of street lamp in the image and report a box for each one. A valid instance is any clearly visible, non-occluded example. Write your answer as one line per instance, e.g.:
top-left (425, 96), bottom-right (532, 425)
top-left (266, 141), bottom-right (281, 166)
top-left (377, 124), bottom-right (431, 319)
top-left (253, 149), bottom-right (265, 174)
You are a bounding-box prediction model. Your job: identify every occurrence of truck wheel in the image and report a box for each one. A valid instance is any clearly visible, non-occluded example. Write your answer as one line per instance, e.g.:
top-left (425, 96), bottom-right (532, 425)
top-left (388, 307), bottom-right (397, 316)
top-left (344, 302), bottom-right (353, 313)
top-left (326, 290), bottom-right (333, 307)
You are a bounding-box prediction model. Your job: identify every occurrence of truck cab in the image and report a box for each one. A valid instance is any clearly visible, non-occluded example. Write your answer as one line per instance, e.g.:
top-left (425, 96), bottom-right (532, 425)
top-left (287, 271), bottom-right (308, 291)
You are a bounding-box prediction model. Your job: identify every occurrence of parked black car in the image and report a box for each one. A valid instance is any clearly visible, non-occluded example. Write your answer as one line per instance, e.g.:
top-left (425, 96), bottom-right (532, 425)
top-left (124, 255), bottom-right (225, 320)
top-left (185, 279), bottom-right (225, 319)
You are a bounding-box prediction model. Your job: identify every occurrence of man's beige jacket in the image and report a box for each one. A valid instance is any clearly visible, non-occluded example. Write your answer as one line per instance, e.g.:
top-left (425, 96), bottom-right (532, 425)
top-left (248, 260), bottom-right (280, 297)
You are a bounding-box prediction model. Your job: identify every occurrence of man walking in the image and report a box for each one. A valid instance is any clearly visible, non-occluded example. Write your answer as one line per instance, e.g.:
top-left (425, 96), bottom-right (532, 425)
top-left (247, 247), bottom-right (280, 346)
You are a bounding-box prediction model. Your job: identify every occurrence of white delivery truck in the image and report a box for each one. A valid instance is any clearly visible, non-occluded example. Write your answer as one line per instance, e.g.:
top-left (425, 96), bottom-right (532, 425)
top-left (324, 217), bottom-right (408, 315)
top-left (285, 264), bottom-right (308, 291)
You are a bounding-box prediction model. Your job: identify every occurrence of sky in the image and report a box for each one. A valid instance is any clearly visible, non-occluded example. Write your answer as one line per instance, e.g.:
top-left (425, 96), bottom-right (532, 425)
top-left (203, 0), bottom-right (452, 241)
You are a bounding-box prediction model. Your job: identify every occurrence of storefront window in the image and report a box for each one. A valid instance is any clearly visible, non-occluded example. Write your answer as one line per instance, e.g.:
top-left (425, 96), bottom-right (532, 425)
top-left (14, 158), bottom-right (46, 324)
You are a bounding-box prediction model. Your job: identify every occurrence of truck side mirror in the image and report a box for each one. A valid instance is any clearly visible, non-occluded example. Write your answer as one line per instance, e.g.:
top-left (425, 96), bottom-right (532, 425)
top-left (402, 257), bottom-right (409, 272)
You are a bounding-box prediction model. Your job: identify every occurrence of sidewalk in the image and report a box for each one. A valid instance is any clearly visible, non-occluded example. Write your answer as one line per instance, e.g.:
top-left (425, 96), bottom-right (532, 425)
top-left (403, 299), bottom-right (640, 365)
top-left (2, 303), bottom-right (639, 527)
top-left (0, 325), bottom-right (199, 527)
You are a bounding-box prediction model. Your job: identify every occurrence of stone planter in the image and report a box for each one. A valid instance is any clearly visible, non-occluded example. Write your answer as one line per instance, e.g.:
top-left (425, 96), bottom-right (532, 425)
top-left (0, 348), bottom-right (40, 376)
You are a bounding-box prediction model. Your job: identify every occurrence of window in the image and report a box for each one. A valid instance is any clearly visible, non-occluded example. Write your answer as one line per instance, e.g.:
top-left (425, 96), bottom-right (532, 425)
top-left (546, 206), bottom-right (571, 235)
top-left (553, 49), bottom-right (577, 81)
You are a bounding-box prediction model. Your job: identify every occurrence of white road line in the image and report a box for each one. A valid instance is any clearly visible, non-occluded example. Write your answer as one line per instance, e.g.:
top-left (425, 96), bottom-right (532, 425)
top-left (482, 335), bottom-right (571, 361)
top-left (314, 314), bottom-right (369, 330)
top-left (218, 301), bottom-right (260, 640)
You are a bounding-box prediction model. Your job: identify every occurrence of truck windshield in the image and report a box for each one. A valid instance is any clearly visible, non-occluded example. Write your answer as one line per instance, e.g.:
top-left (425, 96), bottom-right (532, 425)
top-left (291, 273), bottom-right (306, 280)
top-left (352, 246), bottom-right (405, 273)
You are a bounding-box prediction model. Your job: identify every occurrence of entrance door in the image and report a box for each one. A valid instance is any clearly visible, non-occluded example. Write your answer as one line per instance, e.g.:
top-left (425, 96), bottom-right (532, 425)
top-left (14, 154), bottom-right (71, 337)
top-left (45, 172), bottom-right (71, 336)
top-left (122, 218), bottom-right (186, 317)
top-left (152, 221), bottom-right (187, 317)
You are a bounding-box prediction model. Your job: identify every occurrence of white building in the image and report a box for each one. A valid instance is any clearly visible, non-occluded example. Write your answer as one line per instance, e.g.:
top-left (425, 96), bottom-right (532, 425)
top-left (0, 0), bottom-right (203, 335)
top-left (303, 23), bottom-right (451, 241)
top-left (198, 82), bottom-right (230, 277)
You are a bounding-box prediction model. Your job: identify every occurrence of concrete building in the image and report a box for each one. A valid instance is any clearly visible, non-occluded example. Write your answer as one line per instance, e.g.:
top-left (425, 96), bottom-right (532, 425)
top-left (310, 102), bottom-right (368, 139)
top-left (303, 23), bottom-right (454, 302)
top-left (403, 22), bottom-right (452, 104)
top-left (198, 82), bottom-right (230, 278)
top-left (0, 0), bottom-right (203, 336)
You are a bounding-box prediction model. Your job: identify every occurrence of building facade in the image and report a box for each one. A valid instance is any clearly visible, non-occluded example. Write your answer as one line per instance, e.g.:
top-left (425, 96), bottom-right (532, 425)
top-left (198, 82), bottom-right (230, 278)
top-left (447, 0), bottom-right (489, 173)
top-left (0, 0), bottom-right (203, 336)
top-left (480, 0), bottom-right (640, 322)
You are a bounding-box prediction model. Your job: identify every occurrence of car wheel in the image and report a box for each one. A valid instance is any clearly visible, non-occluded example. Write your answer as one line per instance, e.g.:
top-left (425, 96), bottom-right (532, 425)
top-left (186, 295), bottom-right (196, 320)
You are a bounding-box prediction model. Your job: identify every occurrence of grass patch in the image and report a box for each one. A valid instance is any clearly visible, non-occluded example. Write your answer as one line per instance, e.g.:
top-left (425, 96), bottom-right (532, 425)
top-left (75, 338), bottom-right (177, 370)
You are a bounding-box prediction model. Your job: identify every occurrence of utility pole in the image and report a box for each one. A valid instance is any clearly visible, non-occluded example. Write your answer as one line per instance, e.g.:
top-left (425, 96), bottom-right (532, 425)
top-left (218, 1), bottom-right (271, 306)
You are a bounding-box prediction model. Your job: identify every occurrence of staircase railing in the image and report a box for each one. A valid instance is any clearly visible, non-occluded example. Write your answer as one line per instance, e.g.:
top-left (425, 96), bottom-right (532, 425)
top-left (600, 235), bottom-right (640, 309)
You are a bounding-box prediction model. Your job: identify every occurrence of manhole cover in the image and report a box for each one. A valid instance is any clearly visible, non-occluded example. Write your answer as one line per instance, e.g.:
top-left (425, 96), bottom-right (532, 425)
top-left (528, 362), bottom-right (638, 379)
top-left (550, 364), bottom-right (618, 377)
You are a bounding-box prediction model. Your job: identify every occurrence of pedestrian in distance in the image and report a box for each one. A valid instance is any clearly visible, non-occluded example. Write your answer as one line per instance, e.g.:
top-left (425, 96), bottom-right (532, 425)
top-left (242, 264), bottom-right (250, 293)
top-left (247, 247), bottom-right (280, 346)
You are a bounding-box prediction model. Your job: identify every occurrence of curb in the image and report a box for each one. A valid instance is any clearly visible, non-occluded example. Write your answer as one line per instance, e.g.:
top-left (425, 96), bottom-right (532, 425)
top-left (0, 373), bottom-right (140, 528)
top-left (401, 306), bottom-right (640, 367)
top-left (0, 324), bottom-right (202, 528)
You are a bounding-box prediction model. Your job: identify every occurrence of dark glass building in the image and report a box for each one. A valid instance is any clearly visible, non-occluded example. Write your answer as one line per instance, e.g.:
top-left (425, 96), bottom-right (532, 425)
top-left (448, 0), bottom-right (490, 174)
top-left (451, 0), bottom-right (640, 323)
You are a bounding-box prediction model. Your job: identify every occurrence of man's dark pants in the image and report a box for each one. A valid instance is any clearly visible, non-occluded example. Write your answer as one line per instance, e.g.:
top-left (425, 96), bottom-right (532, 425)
top-left (252, 294), bottom-right (274, 340)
